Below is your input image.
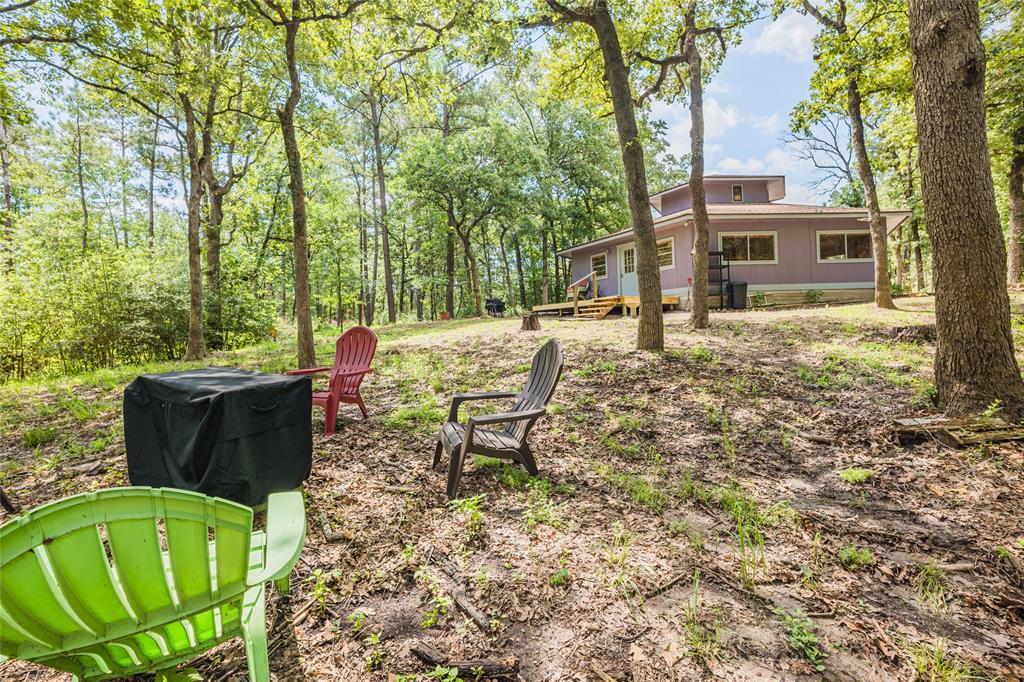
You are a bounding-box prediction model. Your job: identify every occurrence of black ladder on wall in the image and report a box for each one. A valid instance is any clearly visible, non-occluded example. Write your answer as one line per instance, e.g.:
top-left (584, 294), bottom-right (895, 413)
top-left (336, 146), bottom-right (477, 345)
top-left (708, 251), bottom-right (731, 310)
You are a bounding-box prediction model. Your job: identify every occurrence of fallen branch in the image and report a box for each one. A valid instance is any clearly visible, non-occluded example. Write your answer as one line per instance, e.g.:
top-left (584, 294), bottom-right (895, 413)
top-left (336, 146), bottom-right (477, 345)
top-left (411, 642), bottom-right (519, 678)
top-left (453, 592), bottom-right (493, 635)
top-left (776, 420), bottom-right (832, 445)
top-left (644, 569), bottom-right (693, 600)
top-left (0, 486), bottom-right (19, 514)
top-left (320, 513), bottom-right (346, 543)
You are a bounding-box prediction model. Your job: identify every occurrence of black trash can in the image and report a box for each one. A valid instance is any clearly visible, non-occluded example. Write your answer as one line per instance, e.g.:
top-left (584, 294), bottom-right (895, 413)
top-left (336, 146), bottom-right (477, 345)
top-left (729, 281), bottom-right (748, 309)
top-left (124, 367), bottom-right (313, 506)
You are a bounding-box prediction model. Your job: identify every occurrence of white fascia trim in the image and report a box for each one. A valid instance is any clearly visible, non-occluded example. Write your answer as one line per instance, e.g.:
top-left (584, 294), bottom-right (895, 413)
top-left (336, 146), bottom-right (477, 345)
top-left (745, 282), bottom-right (875, 291)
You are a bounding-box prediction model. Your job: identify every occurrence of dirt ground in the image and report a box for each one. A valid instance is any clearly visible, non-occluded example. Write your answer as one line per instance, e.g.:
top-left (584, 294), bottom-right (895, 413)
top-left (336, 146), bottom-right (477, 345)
top-left (2, 296), bottom-right (1023, 681)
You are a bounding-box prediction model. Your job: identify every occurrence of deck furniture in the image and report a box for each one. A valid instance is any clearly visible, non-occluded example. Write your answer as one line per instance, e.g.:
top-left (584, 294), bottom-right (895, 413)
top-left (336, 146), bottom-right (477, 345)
top-left (566, 270), bottom-right (599, 316)
top-left (433, 339), bottom-right (563, 499)
top-left (0, 486), bottom-right (306, 682)
top-left (708, 250), bottom-right (731, 310)
top-left (124, 368), bottom-right (313, 507)
top-left (286, 326), bottom-right (377, 435)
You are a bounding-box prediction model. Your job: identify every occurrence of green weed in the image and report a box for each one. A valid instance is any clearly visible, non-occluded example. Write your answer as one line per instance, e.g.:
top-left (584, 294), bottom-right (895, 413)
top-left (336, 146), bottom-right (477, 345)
top-left (911, 638), bottom-right (984, 682)
top-left (838, 545), bottom-right (876, 571)
top-left (448, 494), bottom-right (487, 545)
top-left (840, 467), bottom-right (873, 484)
top-left (22, 426), bottom-right (57, 447)
top-left (917, 562), bottom-right (948, 611)
top-left (775, 608), bottom-right (827, 672)
top-left (593, 463), bottom-right (667, 512)
top-left (682, 571), bottom-right (723, 665)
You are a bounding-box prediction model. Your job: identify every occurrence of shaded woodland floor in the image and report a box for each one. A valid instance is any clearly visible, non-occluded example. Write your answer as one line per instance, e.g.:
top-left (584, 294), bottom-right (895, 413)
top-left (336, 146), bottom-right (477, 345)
top-left (2, 296), bottom-right (1024, 681)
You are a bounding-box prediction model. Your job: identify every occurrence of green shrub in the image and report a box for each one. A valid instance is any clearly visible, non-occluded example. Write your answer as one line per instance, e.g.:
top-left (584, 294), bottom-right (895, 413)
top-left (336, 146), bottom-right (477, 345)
top-left (22, 426), bottom-right (58, 447)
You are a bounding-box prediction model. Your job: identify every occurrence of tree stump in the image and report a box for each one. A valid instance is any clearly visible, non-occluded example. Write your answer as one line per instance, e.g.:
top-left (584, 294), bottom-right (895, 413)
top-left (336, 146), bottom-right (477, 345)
top-left (521, 312), bottom-right (541, 331)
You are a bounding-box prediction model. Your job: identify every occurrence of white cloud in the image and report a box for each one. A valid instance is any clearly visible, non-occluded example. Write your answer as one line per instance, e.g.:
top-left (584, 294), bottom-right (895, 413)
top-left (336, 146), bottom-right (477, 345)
top-left (783, 183), bottom-right (829, 206)
top-left (745, 12), bottom-right (819, 63)
top-left (706, 80), bottom-right (731, 95)
top-left (704, 98), bottom-right (740, 140)
top-left (748, 113), bottom-right (784, 137)
top-left (713, 148), bottom-right (803, 175)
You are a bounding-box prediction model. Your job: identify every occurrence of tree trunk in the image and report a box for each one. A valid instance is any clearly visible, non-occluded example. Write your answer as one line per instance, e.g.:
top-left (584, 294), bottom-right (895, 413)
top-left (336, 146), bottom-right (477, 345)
top-left (1008, 127), bottom-right (1024, 286)
top-left (541, 226), bottom-right (549, 305)
top-left (846, 79), bottom-right (895, 308)
top-left (903, 149), bottom-right (925, 292)
top-left (119, 113), bottom-right (129, 248)
top-left (75, 114), bottom-right (88, 253)
top-left (456, 222), bottom-right (484, 317)
top-left (277, 18), bottom-right (315, 368)
top-left (369, 90), bottom-right (397, 323)
top-left (686, 17), bottom-right (710, 329)
top-left (147, 112), bottom-right (159, 248)
top-left (445, 230), bottom-right (456, 316)
top-left (514, 236), bottom-right (528, 309)
top-left (179, 94), bottom-right (206, 361)
top-left (205, 187), bottom-right (225, 350)
top-left (590, 4), bottom-right (664, 350)
top-left (1, 118), bottom-right (14, 273)
top-left (894, 223), bottom-right (906, 290)
top-left (908, 0), bottom-right (1024, 416)
top-left (499, 225), bottom-right (516, 309)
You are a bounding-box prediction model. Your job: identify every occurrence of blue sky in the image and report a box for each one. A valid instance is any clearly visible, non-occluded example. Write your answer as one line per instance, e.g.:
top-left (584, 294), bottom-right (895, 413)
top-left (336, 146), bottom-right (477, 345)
top-left (650, 11), bottom-right (828, 205)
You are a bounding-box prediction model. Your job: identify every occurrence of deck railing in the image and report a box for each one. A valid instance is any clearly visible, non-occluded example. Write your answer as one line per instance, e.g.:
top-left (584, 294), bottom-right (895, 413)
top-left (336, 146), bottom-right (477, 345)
top-left (566, 271), bottom-right (599, 315)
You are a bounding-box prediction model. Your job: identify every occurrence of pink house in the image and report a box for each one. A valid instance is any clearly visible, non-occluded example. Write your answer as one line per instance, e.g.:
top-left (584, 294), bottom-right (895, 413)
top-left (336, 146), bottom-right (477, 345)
top-left (556, 175), bottom-right (910, 306)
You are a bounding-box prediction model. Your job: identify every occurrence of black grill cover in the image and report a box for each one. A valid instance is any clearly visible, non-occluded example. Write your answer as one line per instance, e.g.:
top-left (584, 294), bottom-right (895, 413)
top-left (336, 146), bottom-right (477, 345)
top-left (124, 367), bottom-right (312, 506)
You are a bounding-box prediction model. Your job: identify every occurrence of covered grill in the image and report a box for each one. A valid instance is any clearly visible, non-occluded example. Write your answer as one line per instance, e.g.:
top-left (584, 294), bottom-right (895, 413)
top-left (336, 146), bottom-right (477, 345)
top-left (124, 367), bottom-right (312, 506)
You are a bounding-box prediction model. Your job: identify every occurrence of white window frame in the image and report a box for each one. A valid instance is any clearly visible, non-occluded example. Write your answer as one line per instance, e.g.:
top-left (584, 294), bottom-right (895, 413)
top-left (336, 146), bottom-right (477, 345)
top-left (717, 231), bottom-right (779, 265)
top-left (590, 251), bottom-right (609, 280)
top-left (657, 236), bottom-right (675, 271)
top-left (816, 229), bottom-right (873, 263)
top-left (732, 184), bottom-right (744, 202)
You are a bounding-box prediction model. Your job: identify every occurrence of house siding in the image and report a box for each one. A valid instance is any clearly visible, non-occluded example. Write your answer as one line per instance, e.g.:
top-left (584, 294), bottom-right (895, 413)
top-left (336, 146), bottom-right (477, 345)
top-left (568, 216), bottom-right (874, 295)
top-left (659, 179), bottom-right (772, 215)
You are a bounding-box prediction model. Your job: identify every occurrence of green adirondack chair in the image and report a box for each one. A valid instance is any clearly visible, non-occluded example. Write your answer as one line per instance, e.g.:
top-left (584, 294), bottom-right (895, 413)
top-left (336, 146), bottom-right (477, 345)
top-left (0, 486), bottom-right (306, 681)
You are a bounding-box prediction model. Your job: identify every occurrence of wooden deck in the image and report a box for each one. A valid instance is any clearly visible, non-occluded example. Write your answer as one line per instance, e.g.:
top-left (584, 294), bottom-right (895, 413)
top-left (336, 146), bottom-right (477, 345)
top-left (533, 295), bottom-right (682, 320)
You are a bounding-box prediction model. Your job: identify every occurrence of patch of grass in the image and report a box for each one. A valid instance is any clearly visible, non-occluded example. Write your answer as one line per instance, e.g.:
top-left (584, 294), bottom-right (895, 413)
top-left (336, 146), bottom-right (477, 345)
top-left (800, 532), bottom-right (829, 590)
top-left (682, 571), bottom-right (723, 665)
top-left (522, 481), bottom-right (564, 533)
top-left (383, 402), bottom-right (446, 430)
top-left (840, 467), bottom-right (873, 485)
top-left (838, 545), bottom-right (876, 571)
top-left (22, 426), bottom-right (58, 447)
top-left (549, 567), bottom-right (571, 587)
top-left (593, 463), bottom-right (667, 512)
top-left (916, 562), bottom-right (948, 611)
top-left (447, 494), bottom-right (487, 545)
top-left (575, 360), bottom-right (617, 378)
top-left (912, 638), bottom-right (985, 682)
top-left (688, 345), bottom-right (717, 364)
top-left (415, 570), bottom-right (451, 628)
top-left (56, 392), bottom-right (104, 421)
top-left (775, 608), bottom-right (827, 672)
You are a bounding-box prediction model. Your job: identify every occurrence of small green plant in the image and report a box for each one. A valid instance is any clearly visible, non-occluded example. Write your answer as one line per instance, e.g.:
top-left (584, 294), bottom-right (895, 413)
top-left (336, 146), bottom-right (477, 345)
top-left (977, 399), bottom-right (1003, 427)
top-left (347, 609), bottom-right (368, 633)
top-left (312, 569), bottom-right (332, 615)
top-left (682, 571), bottom-right (723, 665)
top-left (804, 289), bottom-right (824, 304)
top-left (593, 463), bottom-right (667, 512)
top-left (549, 567), bottom-right (571, 587)
top-left (522, 481), bottom-right (564, 532)
top-left (448, 494), bottom-right (487, 545)
top-left (838, 545), bottom-right (876, 571)
top-left (688, 345), bottom-right (717, 364)
top-left (775, 608), bottom-right (827, 672)
top-left (752, 291), bottom-right (768, 307)
top-left (575, 360), bottom-right (617, 378)
top-left (840, 467), bottom-right (873, 485)
top-left (800, 532), bottom-right (829, 590)
top-left (916, 562), bottom-right (948, 611)
top-left (912, 638), bottom-right (979, 682)
top-left (364, 632), bottom-right (384, 671)
top-left (22, 426), bottom-right (57, 447)
top-left (415, 570), bottom-right (451, 628)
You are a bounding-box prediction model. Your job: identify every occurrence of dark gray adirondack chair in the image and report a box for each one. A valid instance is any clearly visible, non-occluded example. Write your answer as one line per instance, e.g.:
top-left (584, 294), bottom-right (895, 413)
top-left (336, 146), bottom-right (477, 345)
top-left (433, 339), bottom-right (564, 499)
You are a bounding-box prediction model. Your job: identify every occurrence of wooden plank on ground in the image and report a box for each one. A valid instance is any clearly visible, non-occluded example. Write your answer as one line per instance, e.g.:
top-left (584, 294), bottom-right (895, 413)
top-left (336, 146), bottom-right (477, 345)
top-left (894, 415), bottom-right (1024, 447)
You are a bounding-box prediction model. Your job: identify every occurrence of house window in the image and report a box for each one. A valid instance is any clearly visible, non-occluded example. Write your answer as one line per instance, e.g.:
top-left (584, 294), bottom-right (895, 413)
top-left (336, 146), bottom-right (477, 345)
top-left (732, 185), bottom-right (743, 202)
top-left (657, 237), bottom-right (674, 269)
top-left (817, 230), bottom-right (872, 262)
top-left (590, 252), bottom-right (608, 279)
top-left (719, 231), bottom-right (778, 264)
top-left (622, 248), bottom-right (636, 274)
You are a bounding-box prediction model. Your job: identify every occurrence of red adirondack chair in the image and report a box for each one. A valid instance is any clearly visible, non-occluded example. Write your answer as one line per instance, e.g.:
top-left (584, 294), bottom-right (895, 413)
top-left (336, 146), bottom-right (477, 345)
top-left (286, 326), bottom-right (377, 435)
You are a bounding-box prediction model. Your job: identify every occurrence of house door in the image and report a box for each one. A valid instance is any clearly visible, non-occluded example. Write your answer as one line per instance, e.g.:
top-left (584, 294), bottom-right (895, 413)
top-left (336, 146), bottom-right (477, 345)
top-left (617, 242), bottom-right (638, 296)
